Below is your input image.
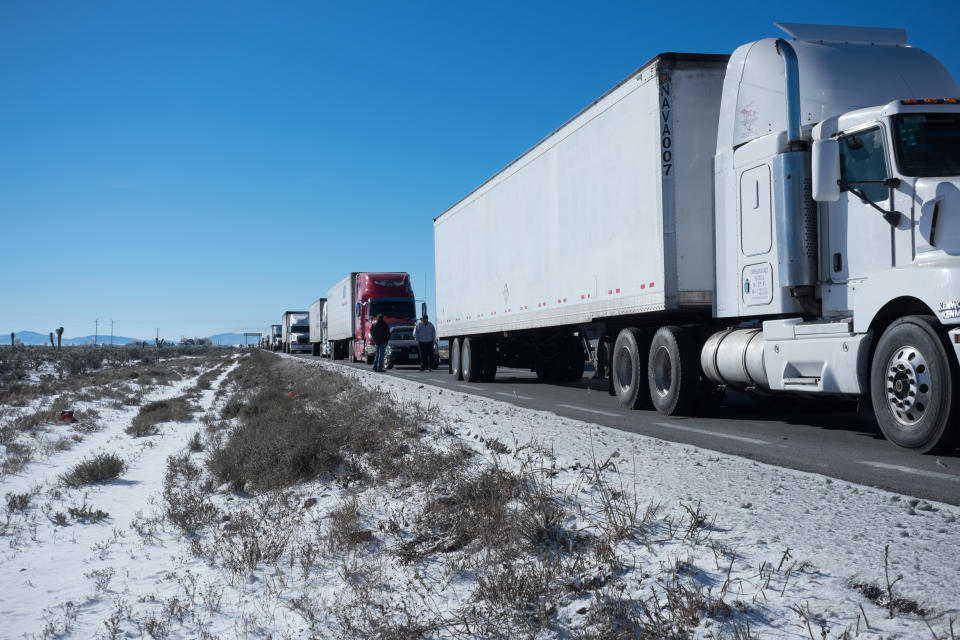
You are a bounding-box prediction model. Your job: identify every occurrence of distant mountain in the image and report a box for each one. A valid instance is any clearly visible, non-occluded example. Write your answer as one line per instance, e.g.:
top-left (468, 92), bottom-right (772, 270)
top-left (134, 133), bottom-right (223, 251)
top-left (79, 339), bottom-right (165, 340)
top-left (63, 334), bottom-right (140, 346)
top-left (6, 330), bottom-right (257, 347)
top-left (5, 331), bottom-right (141, 346)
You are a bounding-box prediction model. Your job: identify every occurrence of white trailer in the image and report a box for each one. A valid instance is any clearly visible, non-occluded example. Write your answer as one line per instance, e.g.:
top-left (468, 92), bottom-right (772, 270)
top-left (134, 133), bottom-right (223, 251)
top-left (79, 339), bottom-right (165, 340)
top-left (435, 24), bottom-right (960, 453)
top-left (281, 311), bottom-right (310, 354)
top-left (326, 273), bottom-right (355, 360)
top-left (309, 298), bottom-right (327, 357)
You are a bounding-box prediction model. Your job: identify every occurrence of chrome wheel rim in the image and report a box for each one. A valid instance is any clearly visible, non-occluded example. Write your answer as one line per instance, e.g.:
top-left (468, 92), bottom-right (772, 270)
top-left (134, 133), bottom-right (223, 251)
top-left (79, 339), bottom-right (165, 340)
top-left (885, 345), bottom-right (931, 427)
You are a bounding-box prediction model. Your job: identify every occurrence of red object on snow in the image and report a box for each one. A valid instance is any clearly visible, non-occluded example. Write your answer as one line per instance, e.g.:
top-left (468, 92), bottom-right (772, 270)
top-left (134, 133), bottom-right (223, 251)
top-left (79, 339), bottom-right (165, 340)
top-left (288, 392), bottom-right (295, 398)
top-left (59, 410), bottom-right (76, 423)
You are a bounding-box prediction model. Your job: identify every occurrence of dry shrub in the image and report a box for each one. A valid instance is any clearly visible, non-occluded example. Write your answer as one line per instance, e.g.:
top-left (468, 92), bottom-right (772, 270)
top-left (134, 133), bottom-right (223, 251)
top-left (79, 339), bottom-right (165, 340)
top-left (61, 452), bottom-right (126, 487)
top-left (207, 353), bottom-right (421, 493)
top-left (127, 396), bottom-right (195, 436)
top-left (397, 465), bottom-right (520, 562)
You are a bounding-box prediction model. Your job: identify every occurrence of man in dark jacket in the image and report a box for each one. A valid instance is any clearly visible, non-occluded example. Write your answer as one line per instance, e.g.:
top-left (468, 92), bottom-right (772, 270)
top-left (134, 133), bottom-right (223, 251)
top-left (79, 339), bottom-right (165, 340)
top-left (371, 314), bottom-right (391, 372)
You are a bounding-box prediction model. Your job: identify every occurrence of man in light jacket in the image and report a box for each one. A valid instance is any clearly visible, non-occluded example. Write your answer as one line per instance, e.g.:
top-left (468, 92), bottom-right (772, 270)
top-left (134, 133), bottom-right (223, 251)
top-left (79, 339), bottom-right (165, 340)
top-left (413, 314), bottom-right (436, 371)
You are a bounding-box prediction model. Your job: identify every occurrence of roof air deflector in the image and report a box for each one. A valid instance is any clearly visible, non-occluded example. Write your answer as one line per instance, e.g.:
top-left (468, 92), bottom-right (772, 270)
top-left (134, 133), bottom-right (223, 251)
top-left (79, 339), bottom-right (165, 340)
top-left (775, 22), bottom-right (908, 46)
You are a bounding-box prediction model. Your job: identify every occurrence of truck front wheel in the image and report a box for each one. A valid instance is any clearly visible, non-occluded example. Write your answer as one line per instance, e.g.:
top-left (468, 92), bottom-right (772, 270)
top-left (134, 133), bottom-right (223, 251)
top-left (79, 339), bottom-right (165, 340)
top-left (647, 326), bottom-right (699, 416)
top-left (612, 328), bottom-right (652, 409)
top-left (870, 316), bottom-right (959, 453)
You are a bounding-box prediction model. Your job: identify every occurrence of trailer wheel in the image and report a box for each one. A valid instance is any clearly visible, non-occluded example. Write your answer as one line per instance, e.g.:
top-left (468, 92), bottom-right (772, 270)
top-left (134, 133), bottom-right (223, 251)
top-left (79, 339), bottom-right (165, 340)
top-left (481, 339), bottom-right (498, 382)
top-left (462, 337), bottom-right (483, 382)
top-left (451, 337), bottom-right (463, 380)
top-left (647, 326), bottom-right (699, 416)
top-left (612, 328), bottom-right (652, 409)
top-left (871, 316), bottom-right (959, 453)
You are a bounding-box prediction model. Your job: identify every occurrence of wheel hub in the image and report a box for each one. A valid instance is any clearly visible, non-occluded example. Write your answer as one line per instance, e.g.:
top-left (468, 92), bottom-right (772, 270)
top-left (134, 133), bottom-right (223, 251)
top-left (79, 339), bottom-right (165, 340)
top-left (885, 346), bottom-right (931, 426)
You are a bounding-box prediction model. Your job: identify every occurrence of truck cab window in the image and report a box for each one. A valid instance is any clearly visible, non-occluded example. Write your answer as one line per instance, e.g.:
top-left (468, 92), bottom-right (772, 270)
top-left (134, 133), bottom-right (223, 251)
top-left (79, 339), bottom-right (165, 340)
top-left (893, 113), bottom-right (960, 176)
top-left (839, 127), bottom-right (889, 202)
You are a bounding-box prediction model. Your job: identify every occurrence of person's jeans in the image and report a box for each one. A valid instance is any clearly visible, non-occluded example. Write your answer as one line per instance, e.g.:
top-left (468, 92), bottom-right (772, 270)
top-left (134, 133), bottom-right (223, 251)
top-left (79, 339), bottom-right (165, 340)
top-left (418, 342), bottom-right (432, 370)
top-left (374, 344), bottom-right (387, 370)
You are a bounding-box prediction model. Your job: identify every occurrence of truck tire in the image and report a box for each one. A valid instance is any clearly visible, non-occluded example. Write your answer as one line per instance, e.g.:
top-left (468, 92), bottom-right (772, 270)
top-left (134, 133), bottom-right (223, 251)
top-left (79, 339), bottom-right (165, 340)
top-left (451, 337), bottom-right (463, 380)
top-left (462, 337), bottom-right (482, 382)
top-left (647, 326), bottom-right (699, 416)
top-left (481, 339), bottom-right (498, 382)
top-left (870, 316), bottom-right (959, 453)
top-left (612, 328), bottom-right (652, 409)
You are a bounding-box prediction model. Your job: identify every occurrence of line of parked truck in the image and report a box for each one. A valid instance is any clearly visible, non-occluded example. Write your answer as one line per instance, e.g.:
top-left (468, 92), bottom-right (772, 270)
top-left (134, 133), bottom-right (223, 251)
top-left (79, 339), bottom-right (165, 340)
top-left (265, 272), bottom-right (438, 369)
top-left (267, 23), bottom-right (960, 454)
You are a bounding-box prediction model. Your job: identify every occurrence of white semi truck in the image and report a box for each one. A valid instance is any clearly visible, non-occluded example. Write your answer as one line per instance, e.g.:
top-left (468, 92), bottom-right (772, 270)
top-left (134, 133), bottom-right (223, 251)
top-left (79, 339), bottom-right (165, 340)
top-left (434, 23), bottom-right (960, 453)
top-left (281, 311), bottom-right (310, 354)
top-left (309, 298), bottom-right (327, 357)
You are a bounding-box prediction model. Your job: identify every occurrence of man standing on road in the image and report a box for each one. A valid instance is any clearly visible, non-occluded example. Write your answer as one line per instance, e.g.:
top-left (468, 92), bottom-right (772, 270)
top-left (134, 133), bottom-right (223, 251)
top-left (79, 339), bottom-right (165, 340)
top-left (413, 313), bottom-right (436, 371)
top-left (371, 314), bottom-right (391, 372)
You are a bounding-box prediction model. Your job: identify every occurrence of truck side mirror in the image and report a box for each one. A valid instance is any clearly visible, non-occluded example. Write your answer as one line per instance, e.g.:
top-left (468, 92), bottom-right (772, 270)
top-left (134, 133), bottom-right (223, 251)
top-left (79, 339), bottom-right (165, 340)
top-left (812, 138), bottom-right (841, 202)
top-left (355, 302), bottom-right (362, 316)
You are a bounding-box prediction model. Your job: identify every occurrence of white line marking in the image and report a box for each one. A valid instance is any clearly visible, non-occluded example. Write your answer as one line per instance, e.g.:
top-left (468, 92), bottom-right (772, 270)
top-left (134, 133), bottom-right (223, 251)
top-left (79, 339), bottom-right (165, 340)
top-left (858, 460), bottom-right (960, 482)
top-left (654, 422), bottom-right (769, 445)
top-left (494, 391), bottom-right (534, 401)
top-left (428, 378), bottom-right (450, 384)
top-left (557, 404), bottom-right (622, 418)
top-left (458, 384), bottom-right (483, 391)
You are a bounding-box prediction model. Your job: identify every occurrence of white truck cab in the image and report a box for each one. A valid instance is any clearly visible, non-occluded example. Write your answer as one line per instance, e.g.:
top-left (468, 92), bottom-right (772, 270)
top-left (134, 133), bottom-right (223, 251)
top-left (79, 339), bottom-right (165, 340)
top-left (708, 24), bottom-right (960, 452)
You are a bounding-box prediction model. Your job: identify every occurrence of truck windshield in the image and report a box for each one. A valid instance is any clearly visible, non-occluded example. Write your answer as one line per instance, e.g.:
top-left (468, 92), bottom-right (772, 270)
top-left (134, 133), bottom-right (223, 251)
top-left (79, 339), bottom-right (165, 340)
top-left (892, 114), bottom-right (960, 176)
top-left (369, 300), bottom-right (415, 318)
top-left (291, 325), bottom-right (309, 332)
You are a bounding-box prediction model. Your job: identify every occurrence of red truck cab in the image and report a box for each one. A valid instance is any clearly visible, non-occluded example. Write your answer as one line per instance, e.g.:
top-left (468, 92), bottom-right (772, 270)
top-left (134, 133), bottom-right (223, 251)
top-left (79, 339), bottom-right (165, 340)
top-left (353, 272), bottom-right (416, 363)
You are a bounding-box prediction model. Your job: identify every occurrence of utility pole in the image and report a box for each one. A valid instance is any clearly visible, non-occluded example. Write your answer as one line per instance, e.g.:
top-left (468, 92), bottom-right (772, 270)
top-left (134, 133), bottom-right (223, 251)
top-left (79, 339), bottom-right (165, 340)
top-left (110, 319), bottom-right (114, 346)
top-left (94, 318), bottom-right (98, 346)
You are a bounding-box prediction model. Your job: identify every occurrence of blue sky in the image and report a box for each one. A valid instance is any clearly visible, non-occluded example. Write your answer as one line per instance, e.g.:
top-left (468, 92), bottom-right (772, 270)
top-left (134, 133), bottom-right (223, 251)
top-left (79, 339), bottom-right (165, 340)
top-left (2, 1), bottom-right (958, 340)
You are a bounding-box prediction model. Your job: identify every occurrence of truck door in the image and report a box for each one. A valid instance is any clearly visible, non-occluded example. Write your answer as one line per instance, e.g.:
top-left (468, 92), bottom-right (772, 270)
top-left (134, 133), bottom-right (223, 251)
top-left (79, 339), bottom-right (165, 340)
top-left (827, 126), bottom-right (893, 284)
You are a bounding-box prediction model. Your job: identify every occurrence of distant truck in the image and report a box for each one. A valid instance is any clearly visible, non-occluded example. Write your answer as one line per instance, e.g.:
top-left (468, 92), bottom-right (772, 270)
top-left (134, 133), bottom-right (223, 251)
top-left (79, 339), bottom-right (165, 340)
top-left (326, 272), bottom-right (416, 363)
top-left (281, 311), bottom-right (310, 354)
top-left (309, 298), bottom-right (327, 357)
top-left (269, 324), bottom-right (282, 351)
top-left (434, 23), bottom-right (960, 453)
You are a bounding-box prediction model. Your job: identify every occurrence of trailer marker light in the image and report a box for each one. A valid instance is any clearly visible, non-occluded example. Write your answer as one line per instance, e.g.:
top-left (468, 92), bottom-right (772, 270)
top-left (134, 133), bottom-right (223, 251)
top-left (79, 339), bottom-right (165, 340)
top-left (641, 284), bottom-right (645, 289)
top-left (616, 288), bottom-right (621, 293)
top-left (945, 98), bottom-right (958, 104)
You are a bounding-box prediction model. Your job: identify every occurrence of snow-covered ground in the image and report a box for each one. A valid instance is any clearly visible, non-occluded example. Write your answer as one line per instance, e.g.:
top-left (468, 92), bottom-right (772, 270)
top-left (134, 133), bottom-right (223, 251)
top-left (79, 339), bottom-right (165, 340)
top-left (1, 352), bottom-right (957, 639)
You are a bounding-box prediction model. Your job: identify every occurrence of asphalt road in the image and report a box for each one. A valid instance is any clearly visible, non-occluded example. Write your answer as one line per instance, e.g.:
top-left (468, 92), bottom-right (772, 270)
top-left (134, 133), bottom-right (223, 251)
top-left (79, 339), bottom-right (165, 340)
top-left (295, 354), bottom-right (960, 505)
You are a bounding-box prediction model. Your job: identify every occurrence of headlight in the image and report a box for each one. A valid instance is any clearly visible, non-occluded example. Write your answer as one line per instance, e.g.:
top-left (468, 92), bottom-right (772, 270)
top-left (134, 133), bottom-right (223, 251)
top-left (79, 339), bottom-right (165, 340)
top-left (386, 346), bottom-right (393, 353)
